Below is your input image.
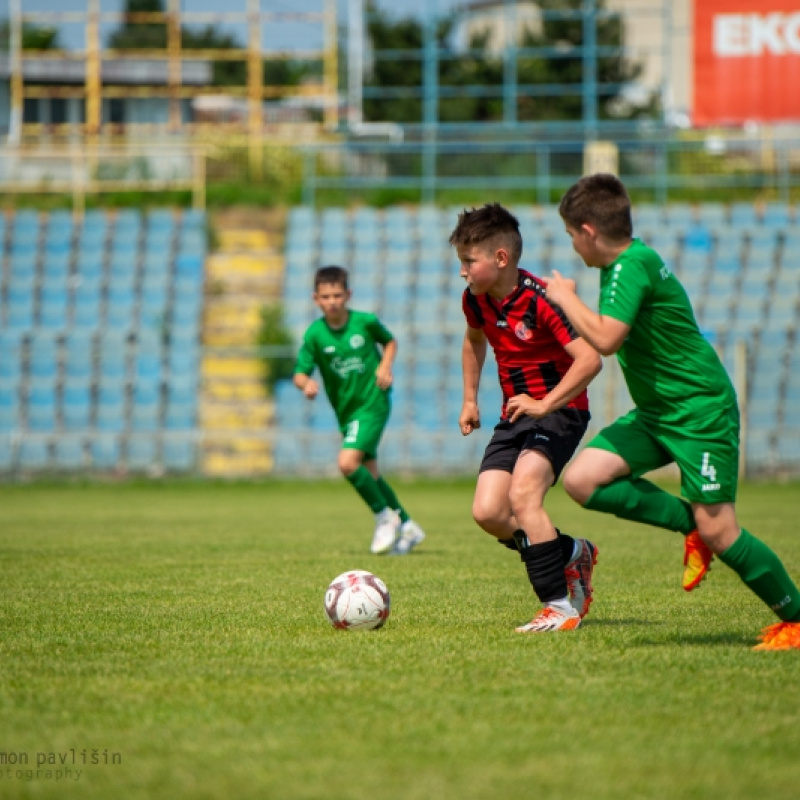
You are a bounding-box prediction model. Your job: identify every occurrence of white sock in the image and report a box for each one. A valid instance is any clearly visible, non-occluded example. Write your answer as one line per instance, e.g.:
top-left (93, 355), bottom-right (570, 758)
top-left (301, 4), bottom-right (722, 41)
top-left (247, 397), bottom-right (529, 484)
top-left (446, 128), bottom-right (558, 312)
top-left (548, 598), bottom-right (574, 614)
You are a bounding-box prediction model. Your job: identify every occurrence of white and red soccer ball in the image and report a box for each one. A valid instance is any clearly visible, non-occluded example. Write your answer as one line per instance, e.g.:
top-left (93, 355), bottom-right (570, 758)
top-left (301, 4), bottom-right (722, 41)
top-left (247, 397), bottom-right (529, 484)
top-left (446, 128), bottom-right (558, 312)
top-left (324, 570), bottom-right (391, 631)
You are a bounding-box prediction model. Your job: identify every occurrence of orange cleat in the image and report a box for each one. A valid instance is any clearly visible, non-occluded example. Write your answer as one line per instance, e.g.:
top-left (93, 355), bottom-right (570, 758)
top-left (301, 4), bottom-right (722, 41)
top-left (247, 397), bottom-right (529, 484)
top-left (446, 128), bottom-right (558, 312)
top-left (565, 539), bottom-right (598, 618)
top-left (752, 621), bottom-right (800, 651)
top-left (683, 529), bottom-right (713, 591)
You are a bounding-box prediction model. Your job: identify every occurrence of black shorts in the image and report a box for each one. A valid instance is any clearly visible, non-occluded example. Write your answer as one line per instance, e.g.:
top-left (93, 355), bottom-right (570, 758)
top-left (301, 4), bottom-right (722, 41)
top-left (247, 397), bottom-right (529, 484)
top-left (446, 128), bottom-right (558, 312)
top-left (478, 408), bottom-right (591, 481)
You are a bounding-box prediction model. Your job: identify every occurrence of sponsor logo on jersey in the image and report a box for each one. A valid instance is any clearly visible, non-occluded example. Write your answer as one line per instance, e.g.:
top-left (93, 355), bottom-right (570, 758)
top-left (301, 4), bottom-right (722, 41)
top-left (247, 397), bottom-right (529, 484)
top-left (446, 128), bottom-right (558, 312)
top-left (350, 334), bottom-right (365, 349)
top-left (496, 319), bottom-right (508, 328)
top-left (331, 357), bottom-right (366, 378)
top-left (324, 346), bottom-right (336, 354)
top-left (514, 321), bottom-right (533, 341)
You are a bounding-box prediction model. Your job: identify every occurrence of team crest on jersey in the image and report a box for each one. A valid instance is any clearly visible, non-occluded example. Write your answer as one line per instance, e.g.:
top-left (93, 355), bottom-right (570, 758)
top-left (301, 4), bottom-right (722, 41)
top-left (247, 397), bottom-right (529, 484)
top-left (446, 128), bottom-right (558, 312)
top-left (350, 334), bottom-right (365, 349)
top-left (514, 321), bottom-right (533, 341)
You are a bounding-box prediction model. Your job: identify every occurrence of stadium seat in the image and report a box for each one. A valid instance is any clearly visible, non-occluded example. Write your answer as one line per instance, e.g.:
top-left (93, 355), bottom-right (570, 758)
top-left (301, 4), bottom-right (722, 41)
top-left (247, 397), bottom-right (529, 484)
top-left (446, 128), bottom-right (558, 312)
top-left (62, 381), bottom-right (92, 431)
top-left (18, 438), bottom-right (50, 470)
top-left (127, 435), bottom-right (158, 468)
top-left (54, 435), bottom-right (85, 469)
top-left (0, 435), bottom-right (14, 470)
top-left (162, 435), bottom-right (195, 471)
top-left (26, 386), bottom-right (57, 432)
top-left (90, 435), bottom-right (120, 469)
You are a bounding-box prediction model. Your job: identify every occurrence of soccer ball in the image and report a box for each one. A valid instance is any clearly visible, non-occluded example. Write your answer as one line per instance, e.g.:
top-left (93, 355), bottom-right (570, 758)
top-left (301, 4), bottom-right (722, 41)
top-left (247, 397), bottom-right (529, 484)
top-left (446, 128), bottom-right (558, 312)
top-left (324, 570), bottom-right (391, 631)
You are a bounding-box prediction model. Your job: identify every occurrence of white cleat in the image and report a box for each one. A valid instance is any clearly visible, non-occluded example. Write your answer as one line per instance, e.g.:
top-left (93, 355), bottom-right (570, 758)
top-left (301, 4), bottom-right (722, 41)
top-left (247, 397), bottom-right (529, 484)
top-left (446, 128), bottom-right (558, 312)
top-left (370, 507), bottom-right (401, 554)
top-left (515, 605), bottom-right (581, 633)
top-left (391, 520), bottom-right (426, 555)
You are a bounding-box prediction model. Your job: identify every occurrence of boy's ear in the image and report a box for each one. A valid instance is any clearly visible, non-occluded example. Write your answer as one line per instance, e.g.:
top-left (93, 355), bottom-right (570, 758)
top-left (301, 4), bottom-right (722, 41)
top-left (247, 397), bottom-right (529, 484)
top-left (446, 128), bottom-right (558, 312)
top-left (581, 222), bottom-right (598, 238)
top-left (495, 246), bottom-right (510, 267)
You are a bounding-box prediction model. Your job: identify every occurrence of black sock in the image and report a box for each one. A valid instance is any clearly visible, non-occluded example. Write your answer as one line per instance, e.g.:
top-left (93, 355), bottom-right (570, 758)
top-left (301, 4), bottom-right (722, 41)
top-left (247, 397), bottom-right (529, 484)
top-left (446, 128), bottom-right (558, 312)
top-left (518, 538), bottom-right (569, 604)
top-left (510, 528), bottom-right (575, 563)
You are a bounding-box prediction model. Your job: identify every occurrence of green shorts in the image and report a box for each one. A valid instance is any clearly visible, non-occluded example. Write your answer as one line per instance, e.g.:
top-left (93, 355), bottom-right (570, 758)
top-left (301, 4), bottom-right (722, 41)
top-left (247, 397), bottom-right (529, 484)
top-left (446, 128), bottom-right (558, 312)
top-left (587, 406), bottom-right (740, 504)
top-left (340, 407), bottom-right (391, 460)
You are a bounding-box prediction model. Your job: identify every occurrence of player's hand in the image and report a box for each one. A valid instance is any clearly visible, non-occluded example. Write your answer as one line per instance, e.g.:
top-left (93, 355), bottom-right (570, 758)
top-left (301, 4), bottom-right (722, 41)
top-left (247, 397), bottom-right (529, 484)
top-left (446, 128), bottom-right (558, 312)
top-left (540, 270), bottom-right (576, 307)
top-left (506, 393), bottom-right (549, 422)
top-left (375, 366), bottom-right (393, 390)
top-left (303, 379), bottom-right (319, 399)
top-left (459, 401), bottom-right (480, 436)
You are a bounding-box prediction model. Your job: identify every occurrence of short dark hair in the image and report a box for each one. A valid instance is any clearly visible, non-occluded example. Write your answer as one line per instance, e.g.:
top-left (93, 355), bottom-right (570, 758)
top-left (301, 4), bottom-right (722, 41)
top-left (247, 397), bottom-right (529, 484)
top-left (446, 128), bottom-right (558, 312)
top-left (559, 173), bottom-right (632, 241)
top-left (448, 203), bottom-right (523, 264)
top-left (314, 265), bottom-right (349, 290)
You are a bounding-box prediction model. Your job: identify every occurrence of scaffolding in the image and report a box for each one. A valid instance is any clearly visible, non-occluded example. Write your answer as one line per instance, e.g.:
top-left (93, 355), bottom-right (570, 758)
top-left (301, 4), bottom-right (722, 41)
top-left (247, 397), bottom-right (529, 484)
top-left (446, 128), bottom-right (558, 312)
top-left (7, 0), bottom-right (338, 146)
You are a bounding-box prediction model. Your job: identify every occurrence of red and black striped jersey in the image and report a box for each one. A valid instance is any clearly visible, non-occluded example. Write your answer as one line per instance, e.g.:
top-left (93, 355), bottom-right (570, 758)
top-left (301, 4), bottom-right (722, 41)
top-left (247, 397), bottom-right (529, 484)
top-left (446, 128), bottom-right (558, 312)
top-left (462, 268), bottom-right (590, 417)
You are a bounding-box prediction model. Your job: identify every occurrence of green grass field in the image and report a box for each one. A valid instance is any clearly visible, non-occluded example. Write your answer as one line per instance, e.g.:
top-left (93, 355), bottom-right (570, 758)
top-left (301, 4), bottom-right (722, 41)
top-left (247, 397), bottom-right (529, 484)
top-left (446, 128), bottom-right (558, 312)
top-left (1, 478), bottom-right (799, 800)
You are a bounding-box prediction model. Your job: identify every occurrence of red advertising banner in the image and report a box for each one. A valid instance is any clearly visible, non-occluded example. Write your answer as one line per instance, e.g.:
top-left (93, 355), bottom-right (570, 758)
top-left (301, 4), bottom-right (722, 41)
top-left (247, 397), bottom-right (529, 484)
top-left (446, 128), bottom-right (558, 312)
top-left (694, 0), bottom-right (800, 125)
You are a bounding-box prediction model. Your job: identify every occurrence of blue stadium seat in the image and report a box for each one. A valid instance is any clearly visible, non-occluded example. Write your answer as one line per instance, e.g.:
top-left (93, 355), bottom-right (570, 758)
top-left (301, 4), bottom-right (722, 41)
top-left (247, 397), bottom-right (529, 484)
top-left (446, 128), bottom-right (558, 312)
top-left (26, 386), bottom-right (57, 432)
top-left (28, 332), bottom-right (60, 381)
top-left (54, 435), bottom-right (85, 469)
top-left (0, 386), bottom-right (20, 432)
top-left (63, 332), bottom-right (95, 380)
top-left (98, 334), bottom-right (129, 381)
top-left (0, 435), bottom-right (14, 469)
top-left (74, 249), bottom-right (104, 282)
top-left (729, 202), bottom-right (758, 227)
top-left (126, 435), bottom-right (158, 469)
top-left (164, 400), bottom-right (196, 430)
top-left (90, 435), bottom-right (120, 468)
top-left (19, 438), bottom-right (50, 470)
top-left (162, 435), bottom-right (195, 471)
top-left (62, 381), bottom-right (92, 431)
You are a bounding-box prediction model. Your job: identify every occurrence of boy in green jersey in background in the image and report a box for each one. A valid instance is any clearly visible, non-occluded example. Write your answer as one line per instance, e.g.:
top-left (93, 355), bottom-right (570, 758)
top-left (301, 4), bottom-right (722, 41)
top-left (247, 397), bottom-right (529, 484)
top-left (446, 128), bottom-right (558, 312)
top-left (543, 173), bottom-right (800, 650)
top-left (293, 265), bottom-right (426, 555)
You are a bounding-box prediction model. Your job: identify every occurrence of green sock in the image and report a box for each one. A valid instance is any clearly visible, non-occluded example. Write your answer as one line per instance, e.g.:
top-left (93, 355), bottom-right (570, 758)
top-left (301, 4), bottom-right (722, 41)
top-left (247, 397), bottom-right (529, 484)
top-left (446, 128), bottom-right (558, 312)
top-left (345, 466), bottom-right (387, 515)
top-left (718, 529), bottom-right (800, 622)
top-left (585, 477), bottom-right (695, 533)
top-left (376, 476), bottom-right (409, 523)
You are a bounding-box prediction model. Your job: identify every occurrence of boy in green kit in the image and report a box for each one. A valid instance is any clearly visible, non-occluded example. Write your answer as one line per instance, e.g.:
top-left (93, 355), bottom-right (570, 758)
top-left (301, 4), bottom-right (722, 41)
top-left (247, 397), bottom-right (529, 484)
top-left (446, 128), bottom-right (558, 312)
top-left (293, 265), bottom-right (426, 555)
top-left (543, 173), bottom-right (800, 650)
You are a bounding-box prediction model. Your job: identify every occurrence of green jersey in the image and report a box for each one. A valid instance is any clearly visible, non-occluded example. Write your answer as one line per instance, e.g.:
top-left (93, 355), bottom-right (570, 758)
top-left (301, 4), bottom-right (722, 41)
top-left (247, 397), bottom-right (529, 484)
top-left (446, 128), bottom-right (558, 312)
top-left (598, 238), bottom-right (737, 426)
top-left (294, 310), bottom-right (393, 424)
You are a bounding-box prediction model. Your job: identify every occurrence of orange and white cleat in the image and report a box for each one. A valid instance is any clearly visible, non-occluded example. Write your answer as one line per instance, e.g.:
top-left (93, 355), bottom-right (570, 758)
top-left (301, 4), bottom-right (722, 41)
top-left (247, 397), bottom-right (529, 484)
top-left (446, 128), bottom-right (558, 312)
top-left (683, 530), bottom-right (713, 591)
top-left (515, 605), bottom-right (581, 633)
top-left (752, 621), bottom-right (800, 651)
top-left (565, 538), bottom-right (598, 618)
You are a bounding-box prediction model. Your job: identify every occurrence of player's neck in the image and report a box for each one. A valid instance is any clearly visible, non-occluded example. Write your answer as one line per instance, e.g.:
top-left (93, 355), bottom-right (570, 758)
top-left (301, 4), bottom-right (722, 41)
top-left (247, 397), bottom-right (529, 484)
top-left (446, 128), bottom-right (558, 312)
top-left (597, 238), bottom-right (633, 266)
top-left (487, 267), bottom-right (520, 300)
top-left (324, 309), bottom-right (350, 329)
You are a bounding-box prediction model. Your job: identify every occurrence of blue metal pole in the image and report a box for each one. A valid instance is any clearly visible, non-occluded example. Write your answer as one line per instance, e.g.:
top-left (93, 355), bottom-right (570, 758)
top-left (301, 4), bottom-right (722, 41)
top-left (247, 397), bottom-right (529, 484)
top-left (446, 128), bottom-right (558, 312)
top-left (422, 1), bottom-right (438, 203)
top-left (582, 0), bottom-right (598, 142)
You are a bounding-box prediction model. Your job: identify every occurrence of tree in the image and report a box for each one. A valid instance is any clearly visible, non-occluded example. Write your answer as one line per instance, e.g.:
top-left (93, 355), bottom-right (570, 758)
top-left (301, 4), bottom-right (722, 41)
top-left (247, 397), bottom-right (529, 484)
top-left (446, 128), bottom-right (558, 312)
top-left (362, 0), bottom-right (656, 125)
top-left (108, 0), bottom-right (167, 50)
top-left (0, 20), bottom-right (60, 50)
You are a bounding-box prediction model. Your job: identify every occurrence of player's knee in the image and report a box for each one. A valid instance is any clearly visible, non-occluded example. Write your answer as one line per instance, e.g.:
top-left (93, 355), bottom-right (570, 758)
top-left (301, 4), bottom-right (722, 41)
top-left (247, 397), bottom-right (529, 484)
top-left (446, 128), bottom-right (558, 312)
top-left (471, 499), bottom-right (499, 532)
top-left (562, 463), bottom-right (593, 506)
top-left (337, 450), bottom-right (361, 476)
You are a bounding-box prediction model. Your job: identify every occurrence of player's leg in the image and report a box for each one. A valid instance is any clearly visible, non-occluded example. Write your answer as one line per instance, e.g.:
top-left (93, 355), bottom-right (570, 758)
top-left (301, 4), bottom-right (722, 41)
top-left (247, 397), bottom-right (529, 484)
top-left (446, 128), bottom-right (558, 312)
top-left (692, 502), bottom-right (800, 649)
top-left (508, 448), bottom-right (581, 632)
top-left (359, 411), bottom-right (426, 555)
top-left (510, 409), bottom-right (594, 630)
top-left (339, 419), bottom-right (399, 554)
top-left (562, 411), bottom-right (705, 589)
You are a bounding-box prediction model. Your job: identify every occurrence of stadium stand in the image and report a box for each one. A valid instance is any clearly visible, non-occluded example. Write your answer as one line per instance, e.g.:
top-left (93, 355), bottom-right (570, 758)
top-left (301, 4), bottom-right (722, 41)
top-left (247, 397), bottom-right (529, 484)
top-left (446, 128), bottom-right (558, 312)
top-left (273, 203), bottom-right (799, 476)
top-left (0, 208), bottom-right (206, 474)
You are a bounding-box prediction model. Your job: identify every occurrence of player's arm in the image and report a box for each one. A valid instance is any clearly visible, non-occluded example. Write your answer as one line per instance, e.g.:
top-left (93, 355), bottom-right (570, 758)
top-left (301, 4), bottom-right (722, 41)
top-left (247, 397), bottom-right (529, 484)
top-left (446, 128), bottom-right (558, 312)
top-left (375, 337), bottom-right (397, 390)
top-left (542, 271), bottom-right (630, 356)
top-left (460, 326), bottom-right (486, 435)
top-left (506, 337), bottom-right (601, 422)
top-left (293, 371), bottom-right (319, 399)
top-left (293, 335), bottom-right (319, 399)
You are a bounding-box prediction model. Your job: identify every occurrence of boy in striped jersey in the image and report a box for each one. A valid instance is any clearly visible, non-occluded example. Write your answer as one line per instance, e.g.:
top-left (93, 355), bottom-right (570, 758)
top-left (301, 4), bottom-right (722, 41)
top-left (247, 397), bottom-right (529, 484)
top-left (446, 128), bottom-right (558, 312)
top-left (450, 203), bottom-right (603, 632)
